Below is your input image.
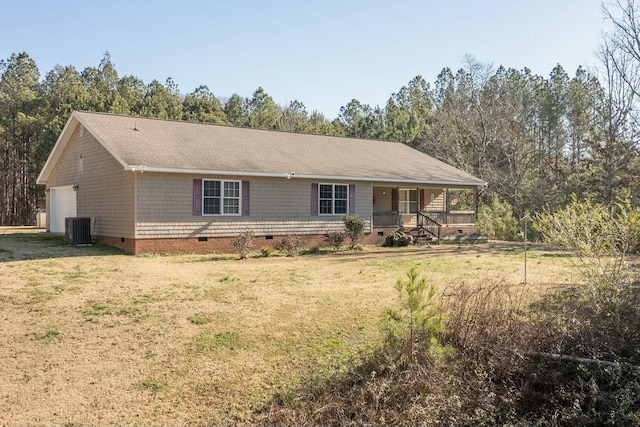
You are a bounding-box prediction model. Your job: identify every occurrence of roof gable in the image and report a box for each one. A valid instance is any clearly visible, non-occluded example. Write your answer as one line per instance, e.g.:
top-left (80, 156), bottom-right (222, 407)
top-left (38, 111), bottom-right (486, 187)
top-left (36, 113), bottom-right (130, 185)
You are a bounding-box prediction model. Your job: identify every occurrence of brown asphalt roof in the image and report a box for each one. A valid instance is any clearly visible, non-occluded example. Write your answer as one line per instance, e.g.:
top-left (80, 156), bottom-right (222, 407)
top-left (39, 111), bottom-right (486, 187)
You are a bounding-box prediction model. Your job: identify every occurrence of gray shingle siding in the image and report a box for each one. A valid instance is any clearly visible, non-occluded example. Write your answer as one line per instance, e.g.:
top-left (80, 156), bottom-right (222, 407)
top-left (45, 126), bottom-right (135, 238)
top-left (136, 173), bottom-right (372, 238)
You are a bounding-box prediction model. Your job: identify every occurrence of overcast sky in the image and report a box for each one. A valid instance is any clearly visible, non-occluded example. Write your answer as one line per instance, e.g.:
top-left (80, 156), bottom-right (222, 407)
top-left (2, 0), bottom-right (608, 118)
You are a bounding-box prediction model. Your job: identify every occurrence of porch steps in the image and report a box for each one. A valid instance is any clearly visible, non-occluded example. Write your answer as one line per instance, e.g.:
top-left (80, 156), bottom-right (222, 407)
top-left (401, 227), bottom-right (438, 245)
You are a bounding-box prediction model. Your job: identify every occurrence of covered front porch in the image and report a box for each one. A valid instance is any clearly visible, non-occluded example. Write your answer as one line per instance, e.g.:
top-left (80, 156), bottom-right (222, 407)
top-left (371, 185), bottom-right (479, 242)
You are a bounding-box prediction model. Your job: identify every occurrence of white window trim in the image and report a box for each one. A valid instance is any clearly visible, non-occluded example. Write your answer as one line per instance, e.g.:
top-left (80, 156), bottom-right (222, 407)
top-left (318, 183), bottom-right (349, 216)
top-left (202, 179), bottom-right (242, 216)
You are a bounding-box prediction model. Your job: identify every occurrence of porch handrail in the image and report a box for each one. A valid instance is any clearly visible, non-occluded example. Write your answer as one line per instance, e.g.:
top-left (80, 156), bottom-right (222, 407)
top-left (425, 210), bottom-right (476, 225)
top-left (417, 211), bottom-right (441, 241)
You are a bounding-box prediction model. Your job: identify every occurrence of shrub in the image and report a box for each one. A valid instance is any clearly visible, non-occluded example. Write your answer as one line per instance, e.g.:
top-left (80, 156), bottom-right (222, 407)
top-left (300, 245), bottom-right (321, 255)
top-left (232, 229), bottom-right (255, 259)
top-left (477, 194), bottom-right (518, 241)
top-left (440, 279), bottom-right (528, 354)
top-left (260, 246), bottom-right (274, 257)
top-left (257, 266), bottom-right (640, 426)
top-left (274, 234), bottom-right (303, 257)
top-left (324, 230), bottom-right (347, 252)
top-left (535, 194), bottom-right (640, 307)
top-left (343, 215), bottom-right (366, 249)
top-left (383, 232), bottom-right (412, 247)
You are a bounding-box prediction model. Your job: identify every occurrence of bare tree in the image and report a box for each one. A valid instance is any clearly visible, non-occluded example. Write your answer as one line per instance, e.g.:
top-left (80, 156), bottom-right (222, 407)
top-left (590, 35), bottom-right (639, 202)
top-left (603, 0), bottom-right (640, 99)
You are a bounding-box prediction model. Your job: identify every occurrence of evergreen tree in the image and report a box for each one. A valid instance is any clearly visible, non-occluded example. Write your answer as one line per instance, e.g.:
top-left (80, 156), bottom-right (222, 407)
top-left (112, 75), bottom-right (146, 115)
top-left (82, 52), bottom-right (119, 112)
top-left (0, 52), bottom-right (43, 225)
top-left (141, 78), bottom-right (183, 120)
top-left (183, 85), bottom-right (228, 124)
top-left (279, 100), bottom-right (308, 132)
top-left (224, 93), bottom-right (248, 126)
top-left (247, 87), bottom-right (280, 130)
top-left (384, 75), bottom-right (434, 144)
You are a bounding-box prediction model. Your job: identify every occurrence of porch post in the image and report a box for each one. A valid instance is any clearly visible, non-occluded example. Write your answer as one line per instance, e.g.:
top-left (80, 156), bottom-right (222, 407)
top-left (474, 188), bottom-right (478, 222)
top-left (444, 188), bottom-right (448, 212)
top-left (391, 187), bottom-right (400, 228)
top-left (445, 188), bottom-right (449, 225)
top-left (416, 187), bottom-right (420, 226)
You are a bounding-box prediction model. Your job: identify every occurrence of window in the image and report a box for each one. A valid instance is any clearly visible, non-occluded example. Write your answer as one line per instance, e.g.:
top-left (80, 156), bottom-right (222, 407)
top-left (399, 189), bottom-right (418, 214)
top-left (319, 183), bottom-right (348, 215)
top-left (203, 179), bottom-right (240, 215)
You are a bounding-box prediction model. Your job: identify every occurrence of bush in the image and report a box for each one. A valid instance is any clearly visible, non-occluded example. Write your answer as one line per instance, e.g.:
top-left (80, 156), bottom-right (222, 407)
top-left (535, 194), bottom-right (640, 302)
top-left (343, 215), bottom-right (366, 249)
top-left (260, 246), bottom-right (274, 257)
top-left (232, 229), bottom-right (255, 259)
top-left (440, 279), bottom-right (529, 354)
top-left (274, 234), bottom-right (303, 257)
top-left (300, 245), bottom-right (321, 255)
top-left (324, 230), bottom-right (347, 252)
top-left (477, 194), bottom-right (518, 241)
top-left (256, 267), bottom-right (640, 426)
top-left (383, 232), bottom-right (412, 247)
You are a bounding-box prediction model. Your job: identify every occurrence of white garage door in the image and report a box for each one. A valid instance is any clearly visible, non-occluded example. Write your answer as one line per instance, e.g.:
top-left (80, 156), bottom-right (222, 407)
top-left (50, 186), bottom-right (77, 233)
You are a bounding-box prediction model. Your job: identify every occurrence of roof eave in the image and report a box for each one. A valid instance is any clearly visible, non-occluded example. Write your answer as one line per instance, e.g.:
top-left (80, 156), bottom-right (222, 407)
top-left (126, 165), bottom-right (487, 187)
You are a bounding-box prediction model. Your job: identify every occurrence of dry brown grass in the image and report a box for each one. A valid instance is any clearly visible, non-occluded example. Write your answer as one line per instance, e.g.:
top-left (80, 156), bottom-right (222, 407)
top-left (0, 227), bottom-right (576, 425)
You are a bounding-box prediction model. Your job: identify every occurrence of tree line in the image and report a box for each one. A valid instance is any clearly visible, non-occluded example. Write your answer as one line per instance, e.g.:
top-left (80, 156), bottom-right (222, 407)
top-left (1, 1), bottom-right (639, 226)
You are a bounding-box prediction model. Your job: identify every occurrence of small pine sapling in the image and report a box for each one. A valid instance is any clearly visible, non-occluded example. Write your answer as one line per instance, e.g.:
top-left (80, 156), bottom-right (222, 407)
top-left (386, 267), bottom-right (448, 362)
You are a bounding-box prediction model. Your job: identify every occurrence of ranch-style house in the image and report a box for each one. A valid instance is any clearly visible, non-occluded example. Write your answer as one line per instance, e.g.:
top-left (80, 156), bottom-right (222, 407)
top-left (37, 111), bottom-right (486, 254)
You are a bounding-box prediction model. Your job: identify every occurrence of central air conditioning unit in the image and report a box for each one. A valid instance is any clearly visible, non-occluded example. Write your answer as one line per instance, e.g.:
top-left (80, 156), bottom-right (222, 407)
top-left (64, 217), bottom-right (92, 245)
